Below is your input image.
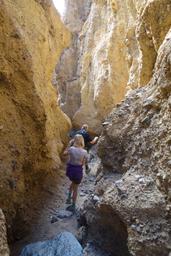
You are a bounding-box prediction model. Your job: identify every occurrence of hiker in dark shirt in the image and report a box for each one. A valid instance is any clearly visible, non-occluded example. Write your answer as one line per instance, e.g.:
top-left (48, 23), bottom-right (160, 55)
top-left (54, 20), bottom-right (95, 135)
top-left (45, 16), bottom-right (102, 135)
top-left (77, 124), bottom-right (98, 151)
top-left (76, 124), bottom-right (98, 173)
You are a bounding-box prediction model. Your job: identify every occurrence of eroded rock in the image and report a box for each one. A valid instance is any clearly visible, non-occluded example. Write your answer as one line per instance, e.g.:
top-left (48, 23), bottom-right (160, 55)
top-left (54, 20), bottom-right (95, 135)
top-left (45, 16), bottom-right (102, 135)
top-left (82, 26), bottom-right (171, 256)
top-left (57, 0), bottom-right (171, 133)
top-left (20, 231), bottom-right (83, 256)
top-left (0, 0), bottom-right (71, 241)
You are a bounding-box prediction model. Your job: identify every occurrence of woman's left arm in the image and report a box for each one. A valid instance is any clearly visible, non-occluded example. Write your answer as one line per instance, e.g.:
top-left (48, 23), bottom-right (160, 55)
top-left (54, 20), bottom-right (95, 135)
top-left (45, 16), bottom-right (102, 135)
top-left (63, 150), bottom-right (68, 155)
top-left (82, 151), bottom-right (88, 165)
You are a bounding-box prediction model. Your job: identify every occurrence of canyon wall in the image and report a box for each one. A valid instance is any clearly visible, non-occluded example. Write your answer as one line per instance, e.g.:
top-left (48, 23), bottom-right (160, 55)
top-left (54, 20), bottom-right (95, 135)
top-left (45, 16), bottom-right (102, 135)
top-left (0, 210), bottom-right (9, 256)
top-left (57, 0), bottom-right (171, 133)
top-left (0, 0), bottom-right (70, 240)
top-left (55, 0), bottom-right (91, 120)
top-left (71, 1), bottom-right (171, 255)
top-left (83, 14), bottom-right (171, 256)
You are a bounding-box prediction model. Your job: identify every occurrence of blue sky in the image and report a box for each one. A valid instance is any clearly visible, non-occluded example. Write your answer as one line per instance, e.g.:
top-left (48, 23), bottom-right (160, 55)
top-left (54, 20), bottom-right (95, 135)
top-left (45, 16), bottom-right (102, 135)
top-left (52, 0), bottom-right (65, 15)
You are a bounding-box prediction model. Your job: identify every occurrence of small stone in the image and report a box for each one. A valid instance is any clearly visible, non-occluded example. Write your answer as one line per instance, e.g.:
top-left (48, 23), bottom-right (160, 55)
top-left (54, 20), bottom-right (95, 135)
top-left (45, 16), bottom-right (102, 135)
top-left (136, 226), bottom-right (141, 233)
top-left (115, 179), bottom-right (123, 184)
top-left (138, 178), bottom-right (145, 184)
top-left (135, 175), bottom-right (142, 180)
top-left (56, 210), bottom-right (73, 219)
top-left (50, 216), bottom-right (58, 224)
top-left (102, 121), bottom-right (110, 126)
top-left (167, 160), bottom-right (171, 167)
top-left (80, 192), bottom-right (85, 197)
top-left (92, 195), bottom-right (100, 204)
top-left (135, 219), bottom-right (140, 224)
top-left (141, 116), bottom-right (152, 127)
top-left (143, 97), bottom-right (159, 109)
top-left (131, 224), bottom-right (137, 230)
top-left (166, 204), bottom-right (171, 211)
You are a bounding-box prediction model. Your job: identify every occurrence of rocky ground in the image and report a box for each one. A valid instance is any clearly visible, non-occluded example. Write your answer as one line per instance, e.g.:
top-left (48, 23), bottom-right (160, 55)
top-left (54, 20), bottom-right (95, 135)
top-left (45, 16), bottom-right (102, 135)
top-left (11, 135), bottom-right (171, 256)
top-left (10, 147), bottom-right (103, 256)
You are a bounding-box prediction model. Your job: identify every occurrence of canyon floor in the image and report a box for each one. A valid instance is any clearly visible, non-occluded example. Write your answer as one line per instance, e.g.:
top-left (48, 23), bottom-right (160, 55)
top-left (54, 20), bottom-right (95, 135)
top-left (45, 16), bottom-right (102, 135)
top-left (11, 148), bottom-right (99, 256)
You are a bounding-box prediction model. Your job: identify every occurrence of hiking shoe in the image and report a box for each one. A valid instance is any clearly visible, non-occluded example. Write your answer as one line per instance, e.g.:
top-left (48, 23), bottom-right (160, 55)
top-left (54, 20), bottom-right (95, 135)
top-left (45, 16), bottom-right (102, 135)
top-left (85, 165), bottom-right (91, 174)
top-left (66, 197), bottom-right (72, 204)
top-left (66, 204), bottom-right (76, 213)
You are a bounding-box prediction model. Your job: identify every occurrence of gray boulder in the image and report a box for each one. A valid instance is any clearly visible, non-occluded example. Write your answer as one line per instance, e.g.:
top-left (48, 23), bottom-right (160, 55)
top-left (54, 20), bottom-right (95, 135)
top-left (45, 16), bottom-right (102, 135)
top-left (20, 231), bottom-right (83, 256)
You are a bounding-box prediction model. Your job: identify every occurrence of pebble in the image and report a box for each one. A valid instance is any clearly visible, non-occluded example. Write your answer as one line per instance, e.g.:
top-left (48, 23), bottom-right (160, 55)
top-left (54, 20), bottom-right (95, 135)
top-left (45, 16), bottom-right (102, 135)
top-left (131, 224), bottom-right (137, 230)
top-left (167, 160), bottom-right (171, 166)
top-left (102, 121), bottom-right (110, 126)
top-left (80, 192), bottom-right (85, 197)
top-left (50, 216), bottom-right (58, 224)
top-left (115, 179), bottom-right (123, 184)
top-left (135, 219), bottom-right (140, 224)
top-left (138, 178), bottom-right (145, 184)
top-left (92, 195), bottom-right (100, 204)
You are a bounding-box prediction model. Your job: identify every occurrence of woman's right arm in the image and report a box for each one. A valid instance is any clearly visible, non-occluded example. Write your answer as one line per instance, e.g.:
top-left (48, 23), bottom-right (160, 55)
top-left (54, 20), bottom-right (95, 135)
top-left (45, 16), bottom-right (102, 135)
top-left (63, 141), bottom-right (73, 155)
top-left (63, 146), bottom-right (71, 155)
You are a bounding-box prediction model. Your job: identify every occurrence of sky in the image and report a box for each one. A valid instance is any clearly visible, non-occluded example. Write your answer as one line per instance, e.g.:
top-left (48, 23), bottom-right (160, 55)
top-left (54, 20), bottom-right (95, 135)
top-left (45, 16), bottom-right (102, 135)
top-left (52, 0), bottom-right (65, 15)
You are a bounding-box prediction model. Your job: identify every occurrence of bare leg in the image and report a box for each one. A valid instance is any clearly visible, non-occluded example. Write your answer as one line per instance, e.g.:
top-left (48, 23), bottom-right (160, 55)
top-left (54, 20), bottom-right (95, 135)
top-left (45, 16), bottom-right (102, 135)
top-left (69, 183), bottom-right (73, 193)
top-left (72, 183), bottom-right (79, 206)
top-left (66, 183), bottom-right (73, 204)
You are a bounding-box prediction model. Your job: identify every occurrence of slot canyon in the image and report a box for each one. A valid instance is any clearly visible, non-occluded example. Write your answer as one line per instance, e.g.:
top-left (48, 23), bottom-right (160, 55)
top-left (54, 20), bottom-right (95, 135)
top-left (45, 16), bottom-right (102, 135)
top-left (0, 0), bottom-right (171, 255)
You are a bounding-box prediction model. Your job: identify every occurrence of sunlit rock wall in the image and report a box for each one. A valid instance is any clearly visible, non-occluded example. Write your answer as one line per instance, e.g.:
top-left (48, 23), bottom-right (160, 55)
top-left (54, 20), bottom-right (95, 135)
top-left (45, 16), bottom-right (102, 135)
top-left (57, 0), bottom-right (171, 133)
top-left (96, 27), bottom-right (171, 256)
top-left (0, 0), bottom-right (70, 237)
top-left (55, 0), bottom-right (91, 119)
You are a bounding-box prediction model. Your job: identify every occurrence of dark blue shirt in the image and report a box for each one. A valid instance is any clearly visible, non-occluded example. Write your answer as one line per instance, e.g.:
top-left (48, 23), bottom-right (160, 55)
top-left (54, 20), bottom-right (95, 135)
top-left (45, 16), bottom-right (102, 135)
top-left (77, 129), bottom-right (92, 145)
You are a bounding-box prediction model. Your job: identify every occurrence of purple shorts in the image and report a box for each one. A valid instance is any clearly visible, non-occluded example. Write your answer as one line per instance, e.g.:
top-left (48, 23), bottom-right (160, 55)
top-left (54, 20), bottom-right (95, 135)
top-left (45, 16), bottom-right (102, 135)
top-left (66, 163), bottom-right (83, 184)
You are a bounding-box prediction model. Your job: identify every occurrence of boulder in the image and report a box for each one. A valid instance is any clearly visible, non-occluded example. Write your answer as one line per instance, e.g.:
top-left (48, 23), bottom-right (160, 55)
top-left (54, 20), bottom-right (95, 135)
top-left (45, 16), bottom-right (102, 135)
top-left (20, 231), bottom-right (83, 256)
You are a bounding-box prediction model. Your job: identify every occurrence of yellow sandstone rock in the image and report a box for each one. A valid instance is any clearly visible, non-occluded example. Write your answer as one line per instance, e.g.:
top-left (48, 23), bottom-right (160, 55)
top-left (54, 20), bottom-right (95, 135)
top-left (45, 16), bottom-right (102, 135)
top-left (59, 0), bottom-right (171, 133)
top-left (0, 0), bottom-right (70, 231)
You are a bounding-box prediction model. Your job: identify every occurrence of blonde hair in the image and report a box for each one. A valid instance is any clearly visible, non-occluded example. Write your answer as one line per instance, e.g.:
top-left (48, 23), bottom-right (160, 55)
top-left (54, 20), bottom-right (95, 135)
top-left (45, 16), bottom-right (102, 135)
top-left (73, 134), bottom-right (85, 148)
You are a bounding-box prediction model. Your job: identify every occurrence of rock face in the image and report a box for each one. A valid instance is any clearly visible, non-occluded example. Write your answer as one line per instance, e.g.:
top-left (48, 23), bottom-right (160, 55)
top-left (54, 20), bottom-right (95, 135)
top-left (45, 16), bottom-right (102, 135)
top-left (55, 0), bottom-right (91, 120)
top-left (0, 209), bottom-right (10, 256)
top-left (20, 231), bottom-right (83, 256)
top-left (0, 0), bottom-right (70, 240)
top-left (83, 27), bottom-right (171, 255)
top-left (57, 0), bottom-right (171, 133)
